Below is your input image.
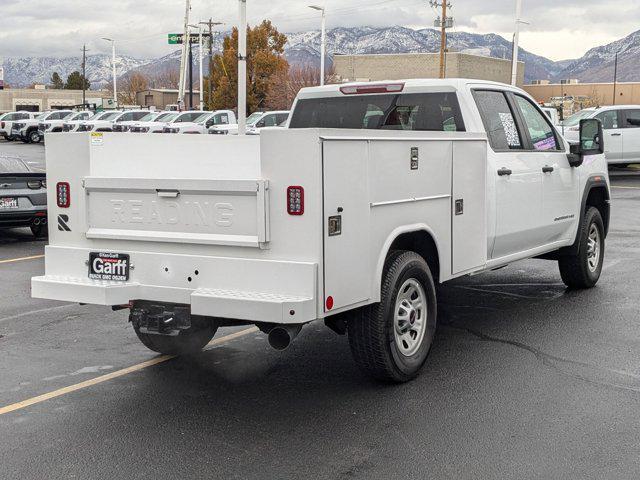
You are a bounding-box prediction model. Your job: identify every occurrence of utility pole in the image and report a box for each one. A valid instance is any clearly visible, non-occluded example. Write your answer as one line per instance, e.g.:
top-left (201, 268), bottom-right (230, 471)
top-left (200, 19), bottom-right (224, 108)
top-left (613, 52), bottom-right (619, 105)
top-left (429, 0), bottom-right (452, 79)
top-left (188, 38), bottom-right (194, 110)
top-left (81, 44), bottom-right (89, 108)
top-left (238, 0), bottom-right (247, 135)
top-left (178, 0), bottom-right (191, 111)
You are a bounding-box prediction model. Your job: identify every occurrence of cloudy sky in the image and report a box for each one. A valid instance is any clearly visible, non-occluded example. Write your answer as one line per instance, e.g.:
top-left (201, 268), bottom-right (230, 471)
top-left (1, 0), bottom-right (639, 61)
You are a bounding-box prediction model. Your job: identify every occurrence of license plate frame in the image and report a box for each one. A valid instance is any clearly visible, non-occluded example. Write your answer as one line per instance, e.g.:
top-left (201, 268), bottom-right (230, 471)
top-left (88, 252), bottom-right (130, 281)
top-left (0, 197), bottom-right (19, 210)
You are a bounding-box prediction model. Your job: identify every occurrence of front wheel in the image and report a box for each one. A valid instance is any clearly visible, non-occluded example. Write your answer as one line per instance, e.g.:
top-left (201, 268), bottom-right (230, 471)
top-left (559, 207), bottom-right (605, 289)
top-left (348, 251), bottom-right (437, 383)
top-left (133, 319), bottom-right (218, 355)
top-left (29, 130), bottom-right (41, 143)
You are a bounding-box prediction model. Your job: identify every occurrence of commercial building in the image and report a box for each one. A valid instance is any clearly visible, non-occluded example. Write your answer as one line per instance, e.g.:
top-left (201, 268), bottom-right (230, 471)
top-left (0, 87), bottom-right (112, 113)
top-left (524, 81), bottom-right (640, 107)
top-left (135, 89), bottom-right (201, 111)
top-left (333, 52), bottom-right (525, 87)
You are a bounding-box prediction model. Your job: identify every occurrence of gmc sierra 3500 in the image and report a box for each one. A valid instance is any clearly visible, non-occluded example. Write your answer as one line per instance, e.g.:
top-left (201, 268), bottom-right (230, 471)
top-left (32, 79), bottom-right (610, 383)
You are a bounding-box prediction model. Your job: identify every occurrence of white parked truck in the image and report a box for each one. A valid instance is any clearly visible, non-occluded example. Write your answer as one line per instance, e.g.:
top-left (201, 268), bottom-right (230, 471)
top-left (32, 79), bottom-right (610, 382)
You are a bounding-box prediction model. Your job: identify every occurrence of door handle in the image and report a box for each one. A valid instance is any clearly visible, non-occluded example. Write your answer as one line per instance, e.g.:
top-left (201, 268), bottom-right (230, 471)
top-left (611, 133), bottom-right (622, 137)
top-left (542, 166), bottom-right (555, 173)
top-left (156, 189), bottom-right (180, 198)
top-left (497, 168), bottom-right (513, 176)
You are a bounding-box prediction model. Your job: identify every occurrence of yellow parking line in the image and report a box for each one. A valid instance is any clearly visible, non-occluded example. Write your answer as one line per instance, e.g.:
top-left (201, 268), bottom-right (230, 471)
top-left (0, 254), bottom-right (45, 265)
top-left (0, 326), bottom-right (258, 416)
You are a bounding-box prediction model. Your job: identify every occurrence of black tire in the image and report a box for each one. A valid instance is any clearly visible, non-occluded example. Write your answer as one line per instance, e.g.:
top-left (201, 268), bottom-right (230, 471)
top-left (559, 207), bottom-right (605, 289)
top-left (5, 136), bottom-right (14, 142)
top-left (30, 223), bottom-right (48, 238)
top-left (29, 130), bottom-right (41, 143)
top-left (133, 319), bottom-right (218, 355)
top-left (348, 251), bottom-right (437, 383)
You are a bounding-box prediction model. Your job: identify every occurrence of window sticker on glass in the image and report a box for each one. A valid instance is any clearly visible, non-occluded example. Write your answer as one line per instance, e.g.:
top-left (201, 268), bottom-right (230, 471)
top-left (499, 112), bottom-right (521, 148)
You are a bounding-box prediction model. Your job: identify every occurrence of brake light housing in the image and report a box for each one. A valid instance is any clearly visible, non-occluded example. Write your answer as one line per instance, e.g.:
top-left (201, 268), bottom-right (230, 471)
top-left (287, 186), bottom-right (304, 215)
top-left (340, 83), bottom-right (405, 95)
top-left (56, 182), bottom-right (70, 208)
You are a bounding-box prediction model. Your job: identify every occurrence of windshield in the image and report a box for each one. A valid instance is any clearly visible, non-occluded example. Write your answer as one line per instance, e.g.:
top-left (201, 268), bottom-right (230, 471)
top-left (137, 113), bottom-right (159, 122)
top-left (246, 112), bottom-right (263, 125)
top-left (70, 112), bottom-right (87, 121)
top-left (35, 113), bottom-right (46, 120)
top-left (193, 113), bottom-right (212, 124)
top-left (156, 113), bottom-right (177, 122)
top-left (562, 109), bottom-right (595, 127)
top-left (174, 112), bottom-right (205, 123)
top-left (98, 112), bottom-right (120, 121)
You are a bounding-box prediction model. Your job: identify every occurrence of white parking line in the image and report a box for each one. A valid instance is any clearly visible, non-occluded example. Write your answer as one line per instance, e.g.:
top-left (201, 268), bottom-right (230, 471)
top-left (0, 327), bottom-right (258, 416)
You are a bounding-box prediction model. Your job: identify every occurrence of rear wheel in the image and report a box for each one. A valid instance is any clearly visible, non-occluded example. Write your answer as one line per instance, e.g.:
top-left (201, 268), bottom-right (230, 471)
top-left (559, 207), bottom-right (605, 289)
top-left (30, 223), bottom-right (47, 238)
top-left (348, 251), bottom-right (437, 383)
top-left (133, 320), bottom-right (218, 355)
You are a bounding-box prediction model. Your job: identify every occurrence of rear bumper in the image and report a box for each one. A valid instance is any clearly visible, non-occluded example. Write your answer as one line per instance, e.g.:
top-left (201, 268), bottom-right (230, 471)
top-left (0, 210), bottom-right (46, 228)
top-left (32, 246), bottom-right (318, 325)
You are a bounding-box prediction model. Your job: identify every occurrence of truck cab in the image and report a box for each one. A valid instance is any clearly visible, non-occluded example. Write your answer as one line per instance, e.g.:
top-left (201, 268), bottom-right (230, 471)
top-left (33, 79), bottom-right (609, 383)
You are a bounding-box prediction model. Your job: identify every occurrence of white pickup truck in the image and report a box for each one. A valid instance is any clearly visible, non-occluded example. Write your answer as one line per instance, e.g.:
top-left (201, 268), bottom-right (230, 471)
top-left (32, 79), bottom-right (610, 383)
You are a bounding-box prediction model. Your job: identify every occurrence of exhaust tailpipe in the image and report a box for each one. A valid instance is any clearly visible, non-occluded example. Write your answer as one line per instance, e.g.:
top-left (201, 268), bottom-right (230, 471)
top-left (268, 325), bottom-right (302, 351)
top-left (41, 218), bottom-right (47, 225)
top-left (33, 218), bottom-right (41, 226)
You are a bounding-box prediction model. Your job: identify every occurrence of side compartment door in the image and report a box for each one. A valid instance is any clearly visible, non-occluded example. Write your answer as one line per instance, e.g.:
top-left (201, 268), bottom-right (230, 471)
top-left (452, 141), bottom-right (487, 274)
top-left (621, 109), bottom-right (640, 163)
top-left (323, 140), bottom-right (371, 312)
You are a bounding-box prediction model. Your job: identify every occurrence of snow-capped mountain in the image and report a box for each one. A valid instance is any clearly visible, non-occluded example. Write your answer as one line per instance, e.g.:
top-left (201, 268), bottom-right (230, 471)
top-left (1, 54), bottom-right (153, 88)
top-left (285, 26), bottom-right (563, 83)
top-left (4, 26), bottom-right (640, 88)
top-left (553, 29), bottom-right (640, 83)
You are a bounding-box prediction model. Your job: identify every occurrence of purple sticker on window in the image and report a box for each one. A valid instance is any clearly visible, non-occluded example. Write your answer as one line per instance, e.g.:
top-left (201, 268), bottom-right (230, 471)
top-left (534, 137), bottom-right (557, 151)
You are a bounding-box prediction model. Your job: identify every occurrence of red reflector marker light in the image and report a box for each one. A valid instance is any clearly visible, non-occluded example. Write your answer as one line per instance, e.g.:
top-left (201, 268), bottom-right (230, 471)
top-left (56, 182), bottom-right (70, 208)
top-left (287, 186), bottom-right (304, 215)
top-left (326, 296), bottom-right (334, 311)
top-left (340, 83), bottom-right (405, 95)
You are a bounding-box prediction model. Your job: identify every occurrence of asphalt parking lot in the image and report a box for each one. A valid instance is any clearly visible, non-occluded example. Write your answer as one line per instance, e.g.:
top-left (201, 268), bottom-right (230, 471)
top-left (1, 141), bottom-right (640, 479)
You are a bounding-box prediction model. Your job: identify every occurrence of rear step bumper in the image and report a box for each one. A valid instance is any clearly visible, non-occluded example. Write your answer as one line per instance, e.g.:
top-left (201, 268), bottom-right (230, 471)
top-left (32, 246), bottom-right (318, 325)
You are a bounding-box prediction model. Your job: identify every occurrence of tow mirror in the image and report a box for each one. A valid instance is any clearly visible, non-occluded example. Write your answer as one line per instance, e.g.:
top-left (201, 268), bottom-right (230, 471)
top-left (568, 118), bottom-right (604, 168)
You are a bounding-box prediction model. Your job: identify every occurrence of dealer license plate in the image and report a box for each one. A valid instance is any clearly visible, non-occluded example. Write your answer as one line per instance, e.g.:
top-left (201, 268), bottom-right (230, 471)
top-left (88, 252), bottom-right (130, 281)
top-left (0, 198), bottom-right (19, 210)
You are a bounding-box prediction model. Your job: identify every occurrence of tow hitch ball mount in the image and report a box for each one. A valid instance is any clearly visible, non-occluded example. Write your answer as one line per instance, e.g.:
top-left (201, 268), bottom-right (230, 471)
top-left (129, 303), bottom-right (191, 336)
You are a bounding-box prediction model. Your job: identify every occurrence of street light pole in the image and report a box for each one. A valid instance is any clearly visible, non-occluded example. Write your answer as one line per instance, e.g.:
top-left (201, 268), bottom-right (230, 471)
top-left (102, 38), bottom-right (117, 108)
top-left (511, 0), bottom-right (523, 86)
top-left (308, 5), bottom-right (326, 86)
top-left (189, 24), bottom-right (205, 111)
top-left (238, 0), bottom-right (247, 135)
top-left (178, 0), bottom-right (192, 111)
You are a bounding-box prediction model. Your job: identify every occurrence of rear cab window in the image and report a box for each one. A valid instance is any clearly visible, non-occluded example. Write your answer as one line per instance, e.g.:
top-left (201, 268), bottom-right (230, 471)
top-left (622, 109), bottom-right (640, 128)
top-left (289, 92), bottom-right (465, 132)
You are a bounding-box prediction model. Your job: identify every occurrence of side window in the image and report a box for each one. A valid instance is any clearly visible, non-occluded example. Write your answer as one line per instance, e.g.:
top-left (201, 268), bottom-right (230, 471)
top-left (595, 110), bottom-right (619, 130)
top-left (276, 113), bottom-right (289, 125)
top-left (131, 112), bottom-right (148, 121)
top-left (514, 95), bottom-right (560, 151)
top-left (19, 113), bottom-right (29, 120)
top-left (623, 109), bottom-right (640, 128)
top-left (473, 90), bottom-right (522, 150)
top-left (118, 113), bottom-right (132, 122)
top-left (263, 114), bottom-right (279, 127)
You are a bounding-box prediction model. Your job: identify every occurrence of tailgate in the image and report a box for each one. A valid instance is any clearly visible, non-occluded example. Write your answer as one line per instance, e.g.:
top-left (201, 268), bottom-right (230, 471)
top-left (85, 177), bottom-right (269, 248)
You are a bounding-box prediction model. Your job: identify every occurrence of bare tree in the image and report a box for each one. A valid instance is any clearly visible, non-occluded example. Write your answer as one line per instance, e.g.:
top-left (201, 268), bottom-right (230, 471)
top-left (265, 64), bottom-right (336, 110)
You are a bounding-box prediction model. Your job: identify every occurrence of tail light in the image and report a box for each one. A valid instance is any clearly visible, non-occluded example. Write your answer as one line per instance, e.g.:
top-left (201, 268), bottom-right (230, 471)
top-left (340, 83), bottom-right (405, 95)
top-left (287, 186), bottom-right (304, 215)
top-left (56, 182), bottom-right (70, 208)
